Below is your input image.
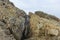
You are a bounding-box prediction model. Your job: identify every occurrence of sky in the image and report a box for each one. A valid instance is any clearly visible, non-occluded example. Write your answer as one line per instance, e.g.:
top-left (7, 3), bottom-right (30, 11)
top-left (9, 0), bottom-right (60, 18)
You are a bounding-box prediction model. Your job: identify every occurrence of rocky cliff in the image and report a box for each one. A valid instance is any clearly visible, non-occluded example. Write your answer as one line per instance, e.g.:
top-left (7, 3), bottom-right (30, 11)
top-left (0, 0), bottom-right (60, 40)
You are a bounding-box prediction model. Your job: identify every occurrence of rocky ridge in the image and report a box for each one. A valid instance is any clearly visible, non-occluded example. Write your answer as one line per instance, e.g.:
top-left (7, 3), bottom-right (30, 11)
top-left (0, 0), bottom-right (60, 40)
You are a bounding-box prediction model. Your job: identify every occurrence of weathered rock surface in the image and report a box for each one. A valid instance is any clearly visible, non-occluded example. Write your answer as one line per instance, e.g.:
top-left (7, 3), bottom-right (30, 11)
top-left (0, 0), bottom-right (26, 40)
top-left (25, 13), bottom-right (60, 40)
top-left (35, 11), bottom-right (60, 22)
top-left (0, 0), bottom-right (60, 40)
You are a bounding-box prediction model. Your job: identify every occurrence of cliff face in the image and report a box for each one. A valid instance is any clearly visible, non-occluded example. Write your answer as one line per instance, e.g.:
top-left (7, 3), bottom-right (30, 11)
top-left (0, 0), bottom-right (60, 40)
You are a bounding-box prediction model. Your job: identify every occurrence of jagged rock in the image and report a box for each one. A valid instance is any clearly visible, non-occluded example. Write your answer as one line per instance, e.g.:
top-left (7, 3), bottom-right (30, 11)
top-left (10, 16), bottom-right (25, 40)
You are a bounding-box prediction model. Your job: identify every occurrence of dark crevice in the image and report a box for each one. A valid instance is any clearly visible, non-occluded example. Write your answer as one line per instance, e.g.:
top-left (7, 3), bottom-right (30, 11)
top-left (7, 28), bottom-right (13, 34)
top-left (21, 15), bottom-right (30, 40)
top-left (1, 19), bottom-right (6, 24)
top-left (6, 15), bottom-right (30, 40)
top-left (3, 3), bottom-right (5, 5)
top-left (1, 0), bottom-right (4, 1)
top-left (7, 27), bottom-right (18, 40)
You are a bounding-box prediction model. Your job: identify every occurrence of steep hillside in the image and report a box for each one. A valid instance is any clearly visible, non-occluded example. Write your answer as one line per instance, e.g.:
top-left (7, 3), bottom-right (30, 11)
top-left (0, 0), bottom-right (60, 40)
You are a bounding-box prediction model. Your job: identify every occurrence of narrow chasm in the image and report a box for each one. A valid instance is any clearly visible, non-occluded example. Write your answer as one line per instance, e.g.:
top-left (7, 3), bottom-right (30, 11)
top-left (21, 15), bottom-right (30, 40)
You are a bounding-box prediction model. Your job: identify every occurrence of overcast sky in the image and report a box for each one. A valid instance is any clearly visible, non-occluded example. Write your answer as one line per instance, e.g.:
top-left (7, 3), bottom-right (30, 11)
top-left (9, 0), bottom-right (60, 18)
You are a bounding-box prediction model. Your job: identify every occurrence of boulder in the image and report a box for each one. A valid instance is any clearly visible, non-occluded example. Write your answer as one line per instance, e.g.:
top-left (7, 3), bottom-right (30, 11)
top-left (48, 29), bottom-right (58, 36)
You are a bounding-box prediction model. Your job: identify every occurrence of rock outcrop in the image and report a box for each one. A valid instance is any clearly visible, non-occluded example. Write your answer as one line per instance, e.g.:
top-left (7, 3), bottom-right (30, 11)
top-left (26, 14), bottom-right (60, 40)
top-left (0, 0), bottom-right (26, 40)
top-left (0, 0), bottom-right (60, 40)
